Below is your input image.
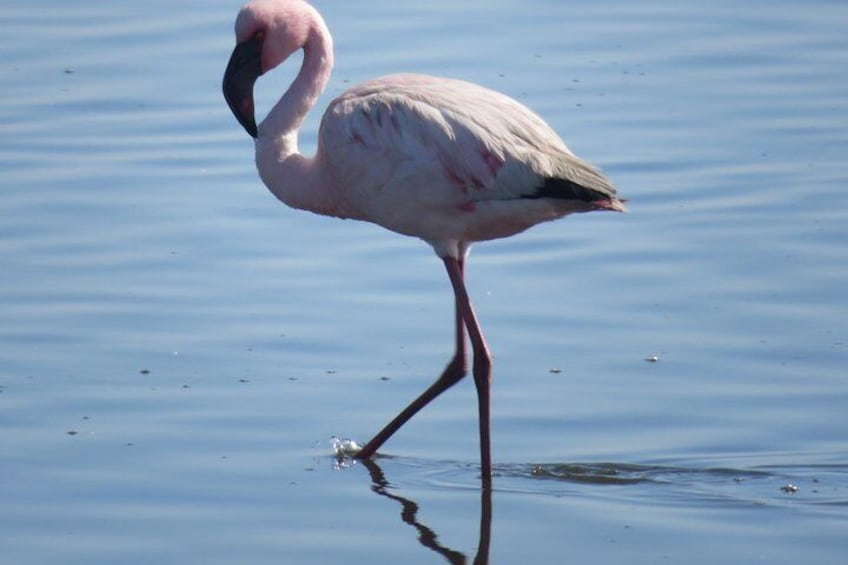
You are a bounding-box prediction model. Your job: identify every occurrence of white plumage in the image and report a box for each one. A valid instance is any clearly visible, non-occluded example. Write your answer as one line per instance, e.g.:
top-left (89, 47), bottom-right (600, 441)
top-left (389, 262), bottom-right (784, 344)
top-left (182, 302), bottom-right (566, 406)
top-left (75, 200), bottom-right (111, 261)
top-left (319, 74), bottom-right (621, 255)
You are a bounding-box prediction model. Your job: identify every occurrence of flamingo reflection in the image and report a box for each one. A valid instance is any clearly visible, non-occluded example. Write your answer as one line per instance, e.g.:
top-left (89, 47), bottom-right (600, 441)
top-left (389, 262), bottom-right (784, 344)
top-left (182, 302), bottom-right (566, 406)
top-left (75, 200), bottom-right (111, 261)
top-left (361, 458), bottom-right (492, 565)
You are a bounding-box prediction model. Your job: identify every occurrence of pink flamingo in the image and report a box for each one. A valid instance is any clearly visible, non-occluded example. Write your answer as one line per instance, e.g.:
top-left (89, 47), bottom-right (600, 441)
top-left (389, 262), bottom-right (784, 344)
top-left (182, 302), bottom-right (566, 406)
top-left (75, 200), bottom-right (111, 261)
top-left (223, 0), bottom-right (625, 488)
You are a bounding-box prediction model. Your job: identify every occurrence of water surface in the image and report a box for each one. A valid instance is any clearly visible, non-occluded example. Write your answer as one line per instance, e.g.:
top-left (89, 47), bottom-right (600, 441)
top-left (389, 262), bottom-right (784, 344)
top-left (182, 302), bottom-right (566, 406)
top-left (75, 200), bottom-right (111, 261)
top-left (1, 0), bottom-right (846, 563)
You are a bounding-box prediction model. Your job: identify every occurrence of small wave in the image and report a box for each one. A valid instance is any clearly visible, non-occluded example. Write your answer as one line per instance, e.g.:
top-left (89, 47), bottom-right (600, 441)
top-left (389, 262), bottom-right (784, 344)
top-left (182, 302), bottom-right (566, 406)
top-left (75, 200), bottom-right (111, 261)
top-left (510, 462), bottom-right (771, 486)
top-left (323, 440), bottom-right (848, 511)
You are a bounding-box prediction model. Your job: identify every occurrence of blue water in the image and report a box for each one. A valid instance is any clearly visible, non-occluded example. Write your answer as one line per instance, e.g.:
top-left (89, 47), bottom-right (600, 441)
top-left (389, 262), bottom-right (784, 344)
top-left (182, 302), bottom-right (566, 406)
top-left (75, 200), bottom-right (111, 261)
top-left (1, 0), bottom-right (847, 563)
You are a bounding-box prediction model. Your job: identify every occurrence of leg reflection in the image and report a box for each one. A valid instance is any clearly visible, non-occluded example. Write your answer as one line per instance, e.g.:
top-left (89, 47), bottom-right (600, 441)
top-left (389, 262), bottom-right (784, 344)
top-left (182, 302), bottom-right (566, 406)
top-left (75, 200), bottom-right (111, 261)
top-left (361, 459), bottom-right (492, 565)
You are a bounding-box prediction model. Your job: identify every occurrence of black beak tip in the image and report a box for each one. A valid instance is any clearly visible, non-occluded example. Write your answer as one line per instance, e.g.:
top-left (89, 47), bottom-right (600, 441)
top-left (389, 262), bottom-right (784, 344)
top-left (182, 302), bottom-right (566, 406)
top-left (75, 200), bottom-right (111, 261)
top-left (235, 107), bottom-right (258, 138)
top-left (222, 80), bottom-right (259, 139)
top-left (222, 36), bottom-right (264, 140)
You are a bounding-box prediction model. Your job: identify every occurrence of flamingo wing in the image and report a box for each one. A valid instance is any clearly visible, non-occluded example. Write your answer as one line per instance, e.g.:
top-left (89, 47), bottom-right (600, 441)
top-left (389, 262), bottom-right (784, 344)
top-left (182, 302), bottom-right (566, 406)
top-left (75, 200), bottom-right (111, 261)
top-left (318, 73), bottom-right (619, 247)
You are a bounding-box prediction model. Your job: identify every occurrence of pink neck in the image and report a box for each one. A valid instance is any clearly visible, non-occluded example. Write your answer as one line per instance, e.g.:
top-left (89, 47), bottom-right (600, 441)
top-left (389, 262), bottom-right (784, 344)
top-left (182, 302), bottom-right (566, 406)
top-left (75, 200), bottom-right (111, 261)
top-left (256, 21), bottom-right (337, 216)
top-left (259, 23), bottom-right (333, 150)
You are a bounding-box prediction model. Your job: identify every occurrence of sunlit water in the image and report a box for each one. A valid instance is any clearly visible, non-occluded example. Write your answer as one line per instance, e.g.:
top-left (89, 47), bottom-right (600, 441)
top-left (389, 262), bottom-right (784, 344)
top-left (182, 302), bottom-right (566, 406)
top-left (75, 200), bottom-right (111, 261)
top-left (1, 0), bottom-right (847, 563)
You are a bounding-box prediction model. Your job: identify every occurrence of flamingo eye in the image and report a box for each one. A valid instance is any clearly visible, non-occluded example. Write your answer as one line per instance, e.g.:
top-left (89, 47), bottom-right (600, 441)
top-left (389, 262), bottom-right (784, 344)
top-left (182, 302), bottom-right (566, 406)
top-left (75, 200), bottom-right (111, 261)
top-left (253, 30), bottom-right (265, 42)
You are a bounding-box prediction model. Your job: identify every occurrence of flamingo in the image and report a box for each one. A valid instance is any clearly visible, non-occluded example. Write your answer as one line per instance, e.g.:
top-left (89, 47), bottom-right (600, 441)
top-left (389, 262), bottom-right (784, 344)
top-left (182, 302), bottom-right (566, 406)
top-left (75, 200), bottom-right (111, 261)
top-left (223, 0), bottom-right (625, 488)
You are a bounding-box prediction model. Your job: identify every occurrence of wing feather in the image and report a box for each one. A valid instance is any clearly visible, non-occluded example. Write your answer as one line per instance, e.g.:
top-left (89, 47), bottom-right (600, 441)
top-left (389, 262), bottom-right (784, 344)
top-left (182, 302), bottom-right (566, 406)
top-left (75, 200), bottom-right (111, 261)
top-left (317, 73), bottom-right (619, 240)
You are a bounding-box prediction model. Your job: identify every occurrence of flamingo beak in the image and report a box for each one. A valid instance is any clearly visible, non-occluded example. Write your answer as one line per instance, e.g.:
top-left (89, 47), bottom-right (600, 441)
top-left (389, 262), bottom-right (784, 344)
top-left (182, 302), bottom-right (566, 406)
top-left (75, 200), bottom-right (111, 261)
top-left (223, 35), bottom-right (264, 138)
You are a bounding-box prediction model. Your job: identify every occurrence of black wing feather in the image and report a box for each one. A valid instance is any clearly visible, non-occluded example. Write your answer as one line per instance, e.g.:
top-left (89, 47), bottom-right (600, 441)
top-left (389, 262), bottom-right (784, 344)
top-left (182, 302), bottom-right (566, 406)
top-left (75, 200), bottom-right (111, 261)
top-left (521, 177), bottom-right (610, 202)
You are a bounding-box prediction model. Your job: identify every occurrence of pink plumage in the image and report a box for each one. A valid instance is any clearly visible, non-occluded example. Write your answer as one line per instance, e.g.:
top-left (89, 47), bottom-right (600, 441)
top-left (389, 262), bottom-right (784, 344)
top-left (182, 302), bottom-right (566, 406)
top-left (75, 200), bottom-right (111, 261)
top-left (223, 0), bottom-right (625, 488)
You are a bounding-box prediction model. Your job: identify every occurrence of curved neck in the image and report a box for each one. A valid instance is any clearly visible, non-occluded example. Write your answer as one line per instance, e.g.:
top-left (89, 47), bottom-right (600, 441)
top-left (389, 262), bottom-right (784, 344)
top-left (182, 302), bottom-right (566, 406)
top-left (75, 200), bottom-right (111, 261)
top-left (256, 22), bottom-right (336, 215)
top-left (259, 27), bottom-right (332, 149)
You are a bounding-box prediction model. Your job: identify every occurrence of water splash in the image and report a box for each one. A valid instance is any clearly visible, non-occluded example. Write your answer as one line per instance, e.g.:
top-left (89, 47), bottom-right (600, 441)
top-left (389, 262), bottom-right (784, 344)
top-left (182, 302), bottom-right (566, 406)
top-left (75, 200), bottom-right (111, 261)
top-left (330, 435), bottom-right (362, 456)
top-left (330, 436), bottom-right (363, 469)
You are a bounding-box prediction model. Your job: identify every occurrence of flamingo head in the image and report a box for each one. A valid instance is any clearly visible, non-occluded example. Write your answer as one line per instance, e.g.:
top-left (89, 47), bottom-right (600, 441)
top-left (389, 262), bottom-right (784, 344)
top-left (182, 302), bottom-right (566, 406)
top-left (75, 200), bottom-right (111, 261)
top-left (223, 0), bottom-right (318, 138)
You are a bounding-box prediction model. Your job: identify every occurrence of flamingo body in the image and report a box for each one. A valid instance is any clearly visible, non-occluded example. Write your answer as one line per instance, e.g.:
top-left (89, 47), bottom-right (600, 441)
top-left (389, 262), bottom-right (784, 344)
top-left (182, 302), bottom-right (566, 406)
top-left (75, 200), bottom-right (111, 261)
top-left (319, 73), bottom-right (622, 257)
top-left (223, 0), bottom-right (624, 487)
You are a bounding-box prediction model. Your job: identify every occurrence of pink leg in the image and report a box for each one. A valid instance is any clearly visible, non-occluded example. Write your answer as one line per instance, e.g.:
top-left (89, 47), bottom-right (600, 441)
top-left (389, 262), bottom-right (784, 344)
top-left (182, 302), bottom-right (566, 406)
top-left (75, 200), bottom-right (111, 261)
top-left (444, 256), bottom-right (493, 489)
top-left (355, 254), bottom-right (494, 489)
top-left (355, 256), bottom-right (468, 460)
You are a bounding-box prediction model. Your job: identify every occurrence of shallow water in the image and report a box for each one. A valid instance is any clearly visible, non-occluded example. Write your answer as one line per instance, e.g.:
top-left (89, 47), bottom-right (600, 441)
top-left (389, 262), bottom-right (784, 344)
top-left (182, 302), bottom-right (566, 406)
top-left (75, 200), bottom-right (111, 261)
top-left (1, 0), bottom-right (847, 563)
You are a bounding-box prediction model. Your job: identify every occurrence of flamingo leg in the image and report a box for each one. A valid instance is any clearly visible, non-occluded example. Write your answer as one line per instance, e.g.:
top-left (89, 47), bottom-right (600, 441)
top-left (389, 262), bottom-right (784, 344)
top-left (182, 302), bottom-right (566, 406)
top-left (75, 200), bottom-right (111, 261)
top-left (356, 255), bottom-right (493, 489)
top-left (444, 256), bottom-right (493, 488)
top-left (355, 256), bottom-right (468, 460)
